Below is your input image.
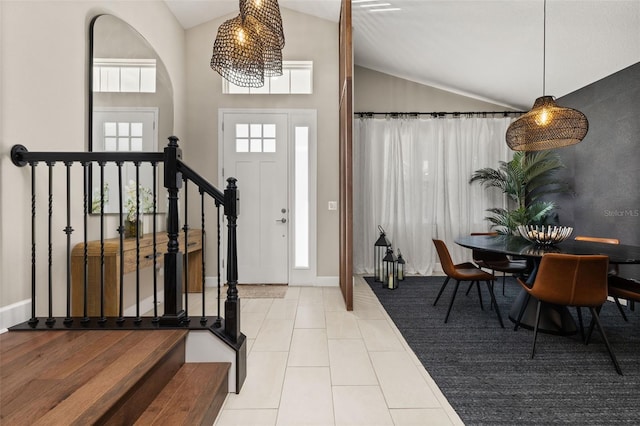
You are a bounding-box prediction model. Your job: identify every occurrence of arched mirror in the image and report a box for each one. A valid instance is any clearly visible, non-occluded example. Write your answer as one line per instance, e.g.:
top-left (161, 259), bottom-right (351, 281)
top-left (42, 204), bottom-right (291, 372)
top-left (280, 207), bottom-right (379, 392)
top-left (89, 14), bottom-right (173, 214)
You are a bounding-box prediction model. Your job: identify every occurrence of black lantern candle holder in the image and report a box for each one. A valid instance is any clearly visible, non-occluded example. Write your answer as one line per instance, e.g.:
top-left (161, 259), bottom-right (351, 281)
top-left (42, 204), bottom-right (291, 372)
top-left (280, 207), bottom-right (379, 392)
top-left (382, 247), bottom-right (398, 290)
top-left (374, 225), bottom-right (391, 282)
top-left (397, 249), bottom-right (406, 281)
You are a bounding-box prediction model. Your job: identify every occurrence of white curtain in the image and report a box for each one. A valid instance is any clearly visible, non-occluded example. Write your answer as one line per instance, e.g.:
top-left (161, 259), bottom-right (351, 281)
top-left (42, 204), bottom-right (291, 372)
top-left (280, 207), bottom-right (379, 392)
top-left (353, 116), bottom-right (514, 275)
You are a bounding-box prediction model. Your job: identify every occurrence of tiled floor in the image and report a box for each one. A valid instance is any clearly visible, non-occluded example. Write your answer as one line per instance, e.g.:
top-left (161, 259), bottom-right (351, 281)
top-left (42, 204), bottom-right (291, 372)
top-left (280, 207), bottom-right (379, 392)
top-left (213, 276), bottom-right (463, 426)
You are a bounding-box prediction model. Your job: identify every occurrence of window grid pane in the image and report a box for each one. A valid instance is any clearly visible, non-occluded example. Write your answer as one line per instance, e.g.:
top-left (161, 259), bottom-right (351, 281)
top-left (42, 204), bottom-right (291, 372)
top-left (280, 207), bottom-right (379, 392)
top-left (250, 139), bottom-right (262, 152)
top-left (118, 122), bottom-right (130, 136)
top-left (263, 139), bottom-right (276, 153)
top-left (236, 139), bottom-right (249, 152)
top-left (104, 122), bottom-right (117, 136)
top-left (236, 124), bottom-right (249, 138)
top-left (263, 124), bottom-right (276, 138)
top-left (118, 138), bottom-right (129, 151)
top-left (250, 124), bottom-right (262, 138)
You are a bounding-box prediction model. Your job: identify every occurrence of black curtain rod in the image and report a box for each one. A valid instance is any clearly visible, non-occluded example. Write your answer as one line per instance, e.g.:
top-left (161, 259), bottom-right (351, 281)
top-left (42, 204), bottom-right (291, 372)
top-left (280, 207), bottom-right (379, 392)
top-left (354, 111), bottom-right (524, 118)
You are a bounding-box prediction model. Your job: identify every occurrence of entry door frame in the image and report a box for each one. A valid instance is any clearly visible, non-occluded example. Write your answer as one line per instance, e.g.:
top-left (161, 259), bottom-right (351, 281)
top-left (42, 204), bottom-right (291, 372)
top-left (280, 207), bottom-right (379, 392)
top-left (219, 108), bottom-right (318, 286)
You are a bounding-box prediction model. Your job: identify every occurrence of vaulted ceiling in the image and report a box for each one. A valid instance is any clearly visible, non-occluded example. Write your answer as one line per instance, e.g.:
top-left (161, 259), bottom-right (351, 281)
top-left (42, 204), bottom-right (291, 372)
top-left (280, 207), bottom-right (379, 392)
top-left (165, 0), bottom-right (640, 109)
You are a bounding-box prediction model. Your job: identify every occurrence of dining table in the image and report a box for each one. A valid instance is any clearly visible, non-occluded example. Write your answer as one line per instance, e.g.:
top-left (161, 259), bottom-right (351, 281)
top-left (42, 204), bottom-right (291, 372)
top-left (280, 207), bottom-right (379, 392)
top-left (455, 234), bottom-right (640, 335)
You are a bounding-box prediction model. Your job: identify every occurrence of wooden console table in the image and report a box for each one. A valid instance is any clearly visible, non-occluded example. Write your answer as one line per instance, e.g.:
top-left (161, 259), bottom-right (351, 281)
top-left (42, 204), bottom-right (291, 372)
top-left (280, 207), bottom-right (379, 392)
top-left (71, 229), bottom-right (203, 316)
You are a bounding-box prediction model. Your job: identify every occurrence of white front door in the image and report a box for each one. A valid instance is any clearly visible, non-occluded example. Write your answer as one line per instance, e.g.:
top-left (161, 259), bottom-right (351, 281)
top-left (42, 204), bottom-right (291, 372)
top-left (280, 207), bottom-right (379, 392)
top-left (223, 113), bottom-right (289, 284)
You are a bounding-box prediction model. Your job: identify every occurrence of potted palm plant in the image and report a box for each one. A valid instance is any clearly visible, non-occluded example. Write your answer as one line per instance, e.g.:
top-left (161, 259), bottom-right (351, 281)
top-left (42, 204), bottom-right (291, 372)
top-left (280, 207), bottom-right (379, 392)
top-left (469, 151), bottom-right (572, 235)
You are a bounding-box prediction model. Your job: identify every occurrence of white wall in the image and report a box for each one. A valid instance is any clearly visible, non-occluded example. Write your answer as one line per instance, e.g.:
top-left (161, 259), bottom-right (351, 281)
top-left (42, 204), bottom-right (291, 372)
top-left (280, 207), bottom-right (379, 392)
top-left (0, 1), bottom-right (185, 320)
top-left (184, 8), bottom-right (339, 279)
top-left (355, 66), bottom-right (512, 112)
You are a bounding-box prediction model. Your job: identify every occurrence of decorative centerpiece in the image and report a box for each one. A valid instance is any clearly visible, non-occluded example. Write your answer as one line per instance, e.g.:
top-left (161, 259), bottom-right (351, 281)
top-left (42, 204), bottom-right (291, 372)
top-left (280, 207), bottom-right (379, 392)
top-left (124, 181), bottom-right (153, 238)
top-left (518, 225), bottom-right (573, 245)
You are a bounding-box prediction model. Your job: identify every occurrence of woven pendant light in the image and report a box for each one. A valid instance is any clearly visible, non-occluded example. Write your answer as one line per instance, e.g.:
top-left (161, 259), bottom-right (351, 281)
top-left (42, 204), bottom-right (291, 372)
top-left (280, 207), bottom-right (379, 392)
top-left (210, 15), bottom-right (264, 88)
top-left (506, 96), bottom-right (589, 151)
top-left (243, 14), bottom-right (283, 77)
top-left (240, 0), bottom-right (285, 77)
top-left (240, 0), bottom-right (285, 49)
top-left (506, 0), bottom-right (589, 151)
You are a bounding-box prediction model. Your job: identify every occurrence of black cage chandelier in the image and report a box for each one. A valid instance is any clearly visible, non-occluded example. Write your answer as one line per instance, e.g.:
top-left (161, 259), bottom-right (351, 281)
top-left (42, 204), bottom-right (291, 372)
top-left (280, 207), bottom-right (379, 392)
top-left (210, 0), bottom-right (285, 88)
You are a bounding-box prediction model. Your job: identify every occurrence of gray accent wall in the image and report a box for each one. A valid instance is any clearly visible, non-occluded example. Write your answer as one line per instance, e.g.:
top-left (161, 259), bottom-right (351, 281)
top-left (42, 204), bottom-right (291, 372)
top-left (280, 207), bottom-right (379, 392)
top-left (552, 62), bottom-right (640, 279)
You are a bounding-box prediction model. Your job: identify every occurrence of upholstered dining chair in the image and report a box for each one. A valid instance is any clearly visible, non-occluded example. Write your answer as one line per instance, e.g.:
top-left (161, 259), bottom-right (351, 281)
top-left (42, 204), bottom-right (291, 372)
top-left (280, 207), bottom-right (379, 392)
top-left (575, 235), bottom-right (625, 321)
top-left (574, 235), bottom-right (620, 275)
top-left (515, 253), bottom-right (622, 375)
top-left (432, 239), bottom-right (504, 328)
top-left (470, 232), bottom-right (529, 295)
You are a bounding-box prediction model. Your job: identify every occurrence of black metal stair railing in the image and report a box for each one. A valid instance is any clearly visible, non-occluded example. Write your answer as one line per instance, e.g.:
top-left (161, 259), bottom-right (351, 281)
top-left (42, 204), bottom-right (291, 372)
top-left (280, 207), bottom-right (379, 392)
top-left (9, 137), bottom-right (241, 344)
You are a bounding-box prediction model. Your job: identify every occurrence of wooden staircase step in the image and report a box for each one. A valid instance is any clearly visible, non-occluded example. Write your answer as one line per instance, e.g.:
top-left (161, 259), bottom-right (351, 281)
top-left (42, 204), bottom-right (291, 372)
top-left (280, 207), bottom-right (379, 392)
top-left (135, 362), bottom-right (230, 426)
top-left (0, 329), bottom-right (187, 425)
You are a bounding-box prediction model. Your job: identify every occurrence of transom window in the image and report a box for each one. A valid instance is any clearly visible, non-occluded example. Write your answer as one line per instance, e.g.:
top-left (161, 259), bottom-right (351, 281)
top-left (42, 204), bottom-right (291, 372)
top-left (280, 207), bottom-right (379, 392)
top-left (223, 61), bottom-right (313, 95)
top-left (235, 123), bottom-right (277, 153)
top-left (93, 58), bottom-right (157, 93)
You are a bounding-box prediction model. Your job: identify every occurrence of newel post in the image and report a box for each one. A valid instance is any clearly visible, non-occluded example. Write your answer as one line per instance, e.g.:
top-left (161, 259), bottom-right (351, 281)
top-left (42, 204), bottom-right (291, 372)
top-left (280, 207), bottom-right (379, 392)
top-left (224, 177), bottom-right (241, 342)
top-left (160, 136), bottom-right (185, 326)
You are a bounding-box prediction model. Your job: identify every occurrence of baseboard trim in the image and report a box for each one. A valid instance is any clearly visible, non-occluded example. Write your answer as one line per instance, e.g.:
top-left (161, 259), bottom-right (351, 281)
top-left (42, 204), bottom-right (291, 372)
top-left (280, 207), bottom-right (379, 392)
top-left (205, 276), bottom-right (219, 288)
top-left (123, 291), bottom-right (165, 317)
top-left (314, 276), bottom-right (339, 287)
top-left (207, 275), bottom-right (339, 287)
top-left (0, 299), bottom-right (31, 332)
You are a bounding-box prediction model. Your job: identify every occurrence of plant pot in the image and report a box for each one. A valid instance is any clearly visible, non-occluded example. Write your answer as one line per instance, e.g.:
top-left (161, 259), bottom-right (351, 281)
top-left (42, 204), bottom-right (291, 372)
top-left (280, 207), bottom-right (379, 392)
top-left (125, 219), bottom-right (143, 238)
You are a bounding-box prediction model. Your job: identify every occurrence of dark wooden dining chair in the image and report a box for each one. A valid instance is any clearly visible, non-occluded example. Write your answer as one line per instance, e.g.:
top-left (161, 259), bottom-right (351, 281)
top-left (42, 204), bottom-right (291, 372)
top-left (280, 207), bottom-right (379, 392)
top-left (432, 239), bottom-right (503, 327)
top-left (470, 232), bottom-right (529, 295)
top-left (515, 253), bottom-right (622, 375)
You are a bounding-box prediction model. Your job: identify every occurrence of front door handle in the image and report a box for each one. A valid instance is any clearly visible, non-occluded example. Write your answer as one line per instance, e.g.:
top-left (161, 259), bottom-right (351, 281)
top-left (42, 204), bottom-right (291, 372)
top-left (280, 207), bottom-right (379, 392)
top-left (276, 218), bottom-right (287, 223)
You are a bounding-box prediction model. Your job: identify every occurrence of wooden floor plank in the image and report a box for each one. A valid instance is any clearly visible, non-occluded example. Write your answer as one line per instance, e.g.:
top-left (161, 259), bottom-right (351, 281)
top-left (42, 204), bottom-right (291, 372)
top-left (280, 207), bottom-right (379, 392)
top-left (1, 331), bottom-right (140, 422)
top-left (135, 363), bottom-right (230, 426)
top-left (0, 329), bottom-right (188, 425)
top-left (34, 330), bottom-right (186, 425)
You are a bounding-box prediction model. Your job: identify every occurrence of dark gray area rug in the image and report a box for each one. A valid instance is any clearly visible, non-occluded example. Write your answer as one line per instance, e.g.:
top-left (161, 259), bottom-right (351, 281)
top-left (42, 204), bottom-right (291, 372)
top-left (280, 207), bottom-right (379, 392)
top-left (365, 276), bottom-right (640, 425)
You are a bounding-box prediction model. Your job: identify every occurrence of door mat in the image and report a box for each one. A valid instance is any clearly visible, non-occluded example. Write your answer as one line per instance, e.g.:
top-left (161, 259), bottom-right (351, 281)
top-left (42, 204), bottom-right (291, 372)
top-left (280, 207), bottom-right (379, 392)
top-left (223, 284), bottom-right (288, 299)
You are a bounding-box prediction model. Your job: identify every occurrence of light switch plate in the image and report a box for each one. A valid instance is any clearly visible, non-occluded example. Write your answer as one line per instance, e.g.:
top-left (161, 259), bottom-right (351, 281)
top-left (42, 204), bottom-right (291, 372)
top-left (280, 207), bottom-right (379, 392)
top-left (328, 201), bottom-right (338, 210)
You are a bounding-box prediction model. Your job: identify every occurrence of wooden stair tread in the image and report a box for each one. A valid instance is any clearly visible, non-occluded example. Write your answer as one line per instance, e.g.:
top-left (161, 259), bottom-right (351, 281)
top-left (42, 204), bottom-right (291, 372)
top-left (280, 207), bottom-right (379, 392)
top-left (0, 329), bottom-right (187, 425)
top-left (135, 362), bottom-right (230, 426)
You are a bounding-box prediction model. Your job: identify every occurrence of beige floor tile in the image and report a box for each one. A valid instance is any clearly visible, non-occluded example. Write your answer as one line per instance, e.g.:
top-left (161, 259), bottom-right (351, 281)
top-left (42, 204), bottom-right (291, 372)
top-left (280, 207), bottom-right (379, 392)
top-left (353, 308), bottom-right (385, 320)
top-left (325, 311), bottom-right (362, 339)
top-left (323, 287), bottom-right (347, 311)
top-left (332, 386), bottom-right (394, 426)
top-left (284, 286), bottom-right (301, 300)
top-left (246, 338), bottom-right (255, 355)
top-left (266, 299), bottom-right (298, 320)
top-left (251, 319), bottom-right (294, 352)
top-left (357, 319), bottom-right (405, 352)
top-left (370, 351), bottom-right (441, 409)
top-left (328, 339), bottom-right (378, 386)
top-left (214, 409), bottom-right (278, 426)
top-left (294, 305), bottom-right (326, 329)
top-left (288, 329), bottom-right (329, 367)
top-left (389, 408), bottom-right (456, 426)
top-left (224, 351), bottom-right (287, 409)
top-left (242, 298), bottom-right (274, 313)
top-left (241, 310), bottom-right (268, 339)
top-left (276, 367), bottom-right (335, 426)
top-left (298, 287), bottom-right (324, 306)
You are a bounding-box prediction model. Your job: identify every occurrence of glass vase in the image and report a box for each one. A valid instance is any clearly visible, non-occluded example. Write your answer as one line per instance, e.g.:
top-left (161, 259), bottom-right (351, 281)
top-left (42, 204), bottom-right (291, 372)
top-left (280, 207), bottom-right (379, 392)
top-left (125, 219), bottom-right (143, 238)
